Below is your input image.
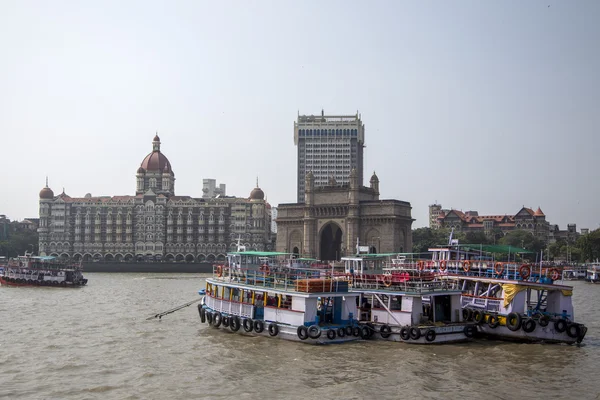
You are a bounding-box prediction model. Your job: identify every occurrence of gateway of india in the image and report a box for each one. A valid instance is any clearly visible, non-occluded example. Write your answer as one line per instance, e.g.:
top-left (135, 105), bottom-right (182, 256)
top-left (275, 111), bottom-right (413, 260)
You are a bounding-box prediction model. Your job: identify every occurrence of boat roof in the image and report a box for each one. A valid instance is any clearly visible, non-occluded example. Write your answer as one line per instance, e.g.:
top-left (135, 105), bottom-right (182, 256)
top-left (429, 244), bottom-right (534, 254)
top-left (206, 277), bottom-right (358, 298)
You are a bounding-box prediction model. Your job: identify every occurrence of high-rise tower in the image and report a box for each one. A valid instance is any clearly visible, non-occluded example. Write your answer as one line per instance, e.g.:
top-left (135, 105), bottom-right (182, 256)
top-left (294, 110), bottom-right (365, 203)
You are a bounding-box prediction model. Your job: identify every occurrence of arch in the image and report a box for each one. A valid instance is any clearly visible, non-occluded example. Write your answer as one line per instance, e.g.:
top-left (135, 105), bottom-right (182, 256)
top-left (83, 253), bottom-right (93, 262)
top-left (93, 253), bottom-right (103, 261)
top-left (175, 253), bottom-right (185, 262)
top-left (104, 254), bottom-right (114, 262)
top-left (185, 254), bottom-right (195, 263)
top-left (319, 222), bottom-right (343, 261)
top-left (366, 229), bottom-right (381, 254)
top-left (59, 253), bottom-right (70, 260)
top-left (50, 253), bottom-right (59, 257)
top-left (124, 253), bottom-right (134, 261)
top-left (206, 254), bottom-right (216, 262)
top-left (165, 253), bottom-right (175, 262)
top-left (216, 253), bottom-right (226, 261)
top-left (73, 253), bottom-right (83, 261)
top-left (292, 246), bottom-right (299, 256)
top-left (115, 253), bottom-right (123, 262)
top-left (197, 254), bottom-right (206, 262)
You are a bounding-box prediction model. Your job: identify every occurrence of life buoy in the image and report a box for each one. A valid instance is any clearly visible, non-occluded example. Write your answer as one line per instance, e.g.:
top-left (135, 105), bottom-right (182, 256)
top-left (268, 323), bottom-right (279, 336)
top-left (337, 327), bottom-right (346, 338)
top-left (566, 323), bottom-right (581, 339)
top-left (425, 329), bottom-right (436, 342)
top-left (522, 318), bottom-right (536, 333)
top-left (253, 320), bottom-right (265, 333)
top-left (260, 264), bottom-right (270, 274)
top-left (439, 260), bottom-right (447, 272)
top-left (216, 265), bottom-right (223, 277)
top-left (554, 319), bottom-right (567, 333)
top-left (417, 261), bottom-right (425, 271)
top-left (506, 312), bottom-right (522, 331)
top-left (488, 315), bottom-right (499, 329)
top-left (242, 318), bottom-right (253, 332)
top-left (551, 268), bottom-right (560, 281)
top-left (494, 262), bottom-right (505, 276)
top-left (379, 325), bottom-right (392, 339)
top-left (297, 326), bottom-right (309, 340)
top-left (212, 312), bottom-right (222, 328)
top-left (400, 326), bottom-right (410, 341)
top-left (230, 316), bottom-right (241, 332)
top-left (308, 325), bottom-right (321, 339)
top-left (519, 264), bottom-right (531, 280)
top-left (409, 327), bottom-right (421, 340)
top-left (382, 274), bottom-right (392, 287)
top-left (462, 260), bottom-right (471, 273)
top-left (326, 329), bottom-right (336, 340)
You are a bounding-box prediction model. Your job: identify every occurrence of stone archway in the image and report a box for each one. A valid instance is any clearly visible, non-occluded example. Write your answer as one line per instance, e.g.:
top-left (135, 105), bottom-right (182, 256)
top-left (319, 222), bottom-right (343, 261)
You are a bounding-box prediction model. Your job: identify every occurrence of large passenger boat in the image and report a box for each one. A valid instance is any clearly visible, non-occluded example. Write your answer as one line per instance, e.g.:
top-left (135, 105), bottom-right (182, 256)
top-left (0, 253), bottom-right (88, 287)
top-left (342, 254), bottom-right (476, 344)
top-left (427, 243), bottom-right (587, 344)
top-left (198, 251), bottom-right (364, 344)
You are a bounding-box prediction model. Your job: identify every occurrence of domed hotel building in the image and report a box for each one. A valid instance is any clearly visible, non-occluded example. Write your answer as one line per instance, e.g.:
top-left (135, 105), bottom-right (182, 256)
top-left (38, 135), bottom-right (272, 262)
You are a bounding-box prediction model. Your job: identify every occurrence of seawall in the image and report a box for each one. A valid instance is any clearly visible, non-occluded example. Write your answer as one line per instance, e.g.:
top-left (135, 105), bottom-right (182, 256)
top-left (82, 262), bottom-right (214, 273)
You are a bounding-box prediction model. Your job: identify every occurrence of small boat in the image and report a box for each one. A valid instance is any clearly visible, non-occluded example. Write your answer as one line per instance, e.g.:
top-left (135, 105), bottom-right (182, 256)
top-left (0, 252), bottom-right (88, 287)
top-left (585, 262), bottom-right (600, 283)
top-left (342, 254), bottom-right (476, 344)
top-left (198, 251), bottom-right (364, 344)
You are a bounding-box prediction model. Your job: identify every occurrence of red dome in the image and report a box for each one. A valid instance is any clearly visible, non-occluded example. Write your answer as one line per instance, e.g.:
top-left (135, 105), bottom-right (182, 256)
top-left (39, 187), bottom-right (54, 199)
top-left (140, 151), bottom-right (172, 173)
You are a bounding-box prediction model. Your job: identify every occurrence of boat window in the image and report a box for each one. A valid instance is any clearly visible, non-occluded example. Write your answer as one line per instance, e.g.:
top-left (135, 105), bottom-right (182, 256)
top-left (230, 288), bottom-right (241, 302)
top-left (390, 296), bottom-right (402, 311)
top-left (243, 290), bottom-right (253, 304)
top-left (280, 295), bottom-right (292, 309)
top-left (373, 295), bottom-right (388, 309)
top-left (266, 293), bottom-right (278, 307)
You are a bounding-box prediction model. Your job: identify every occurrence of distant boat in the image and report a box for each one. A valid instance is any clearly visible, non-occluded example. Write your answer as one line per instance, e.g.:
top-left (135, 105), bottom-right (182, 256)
top-left (0, 252), bottom-right (88, 288)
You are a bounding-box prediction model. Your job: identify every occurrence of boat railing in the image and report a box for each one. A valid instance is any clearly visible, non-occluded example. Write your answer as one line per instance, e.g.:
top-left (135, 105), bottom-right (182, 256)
top-left (460, 296), bottom-right (502, 313)
top-left (350, 274), bottom-right (460, 293)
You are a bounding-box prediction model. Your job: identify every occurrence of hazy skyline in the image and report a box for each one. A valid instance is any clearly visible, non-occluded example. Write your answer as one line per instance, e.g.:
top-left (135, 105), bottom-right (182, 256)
top-left (1, 1), bottom-right (599, 230)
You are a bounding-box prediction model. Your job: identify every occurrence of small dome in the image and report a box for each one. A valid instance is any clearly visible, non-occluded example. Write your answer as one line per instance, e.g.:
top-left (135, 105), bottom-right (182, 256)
top-left (39, 186), bottom-right (54, 199)
top-left (250, 187), bottom-right (265, 200)
top-left (137, 166), bottom-right (145, 174)
top-left (140, 151), bottom-right (172, 172)
top-left (370, 171), bottom-right (379, 182)
top-left (153, 134), bottom-right (160, 142)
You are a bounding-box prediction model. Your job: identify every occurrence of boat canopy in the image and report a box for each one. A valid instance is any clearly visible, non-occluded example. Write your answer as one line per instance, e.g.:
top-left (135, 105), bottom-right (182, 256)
top-left (456, 244), bottom-right (534, 254)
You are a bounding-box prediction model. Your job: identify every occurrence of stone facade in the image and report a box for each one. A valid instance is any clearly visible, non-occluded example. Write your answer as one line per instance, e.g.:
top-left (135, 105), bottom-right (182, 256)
top-left (276, 170), bottom-right (413, 260)
top-left (38, 136), bottom-right (272, 262)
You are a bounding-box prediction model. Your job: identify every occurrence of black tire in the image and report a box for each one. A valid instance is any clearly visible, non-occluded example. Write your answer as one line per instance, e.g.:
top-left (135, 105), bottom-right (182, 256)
top-left (506, 312), bottom-right (522, 331)
top-left (488, 315), bottom-right (499, 329)
top-left (327, 329), bottom-right (336, 340)
top-left (360, 326), bottom-right (370, 339)
top-left (409, 327), bottom-right (421, 340)
top-left (230, 316), bottom-right (241, 332)
top-left (366, 323), bottom-right (375, 338)
top-left (464, 325), bottom-right (476, 338)
top-left (425, 329), bottom-right (436, 342)
top-left (199, 306), bottom-right (206, 323)
top-left (462, 308), bottom-right (473, 321)
top-left (554, 319), bottom-right (567, 333)
top-left (337, 327), bottom-right (346, 338)
top-left (253, 320), bottom-right (264, 333)
top-left (345, 326), bottom-right (353, 336)
top-left (522, 318), bottom-right (536, 333)
top-left (243, 318), bottom-right (253, 332)
top-left (538, 315), bottom-right (550, 327)
top-left (308, 325), bottom-right (321, 339)
top-left (297, 325), bottom-right (309, 340)
top-left (213, 312), bottom-right (222, 328)
top-left (268, 323), bottom-right (279, 336)
top-left (473, 310), bottom-right (484, 324)
top-left (222, 316), bottom-right (230, 328)
top-left (206, 312), bottom-right (213, 325)
top-left (400, 326), bottom-right (410, 341)
top-left (566, 324), bottom-right (581, 339)
top-left (380, 325), bottom-right (392, 339)
top-left (352, 326), bottom-right (360, 337)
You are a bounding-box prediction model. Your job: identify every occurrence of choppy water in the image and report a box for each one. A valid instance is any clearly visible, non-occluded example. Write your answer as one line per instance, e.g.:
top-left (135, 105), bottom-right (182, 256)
top-left (1, 274), bottom-right (599, 400)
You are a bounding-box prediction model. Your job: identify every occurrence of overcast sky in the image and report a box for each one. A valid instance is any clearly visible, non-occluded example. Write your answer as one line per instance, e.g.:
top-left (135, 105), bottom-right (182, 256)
top-left (1, 1), bottom-right (598, 230)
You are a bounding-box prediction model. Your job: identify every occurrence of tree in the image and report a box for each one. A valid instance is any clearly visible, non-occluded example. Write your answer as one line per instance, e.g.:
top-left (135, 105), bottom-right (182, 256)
top-left (499, 230), bottom-right (545, 254)
top-left (0, 231), bottom-right (38, 257)
top-left (412, 228), bottom-right (455, 255)
top-left (577, 229), bottom-right (600, 262)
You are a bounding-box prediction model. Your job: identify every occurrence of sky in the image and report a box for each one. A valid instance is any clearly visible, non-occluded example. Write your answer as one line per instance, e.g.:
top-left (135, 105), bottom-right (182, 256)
top-left (1, 1), bottom-right (599, 230)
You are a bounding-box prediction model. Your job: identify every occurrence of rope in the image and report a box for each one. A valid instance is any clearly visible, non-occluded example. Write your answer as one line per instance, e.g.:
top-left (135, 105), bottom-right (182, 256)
top-left (146, 297), bottom-right (203, 320)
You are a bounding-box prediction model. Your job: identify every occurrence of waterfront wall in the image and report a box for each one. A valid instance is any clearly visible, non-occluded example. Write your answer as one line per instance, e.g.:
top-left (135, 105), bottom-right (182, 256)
top-left (82, 262), bottom-right (214, 273)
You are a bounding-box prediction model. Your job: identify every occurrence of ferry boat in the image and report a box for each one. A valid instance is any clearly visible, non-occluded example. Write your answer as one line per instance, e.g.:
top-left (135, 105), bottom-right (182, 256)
top-left (0, 253), bottom-right (88, 287)
top-left (585, 262), bottom-right (600, 283)
top-left (342, 254), bottom-right (476, 344)
top-left (198, 251), bottom-right (364, 344)
top-left (427, 243), bottom-right (587, 344)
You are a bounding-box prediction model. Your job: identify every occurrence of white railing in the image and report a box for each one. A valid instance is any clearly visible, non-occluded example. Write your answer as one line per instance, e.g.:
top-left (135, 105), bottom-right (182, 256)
top-left (205, 296), bottom-right (254, 318)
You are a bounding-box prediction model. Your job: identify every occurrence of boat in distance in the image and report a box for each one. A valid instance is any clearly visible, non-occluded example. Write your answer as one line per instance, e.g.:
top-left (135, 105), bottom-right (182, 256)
top-left (0, 252), bottom-right (88, 288)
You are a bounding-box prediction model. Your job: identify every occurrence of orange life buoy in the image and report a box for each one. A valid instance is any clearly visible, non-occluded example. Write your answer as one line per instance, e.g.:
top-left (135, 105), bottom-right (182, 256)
top-left (439, 260), bottom-right (447, 272)
top-left (551, 268), bottom-right (560, 281)
top-left (494, 262), bottom-right (504, 276)
top-left (519, 264), bottom-right (531, 280)
top-left (462, 260), bottom-right (471, 273)
top-left (260, 264), bottom-right (270, 274)
top-left (417, 261), bottom-right (425, 271)
top-left (383, 274), bottom-right (392, 287)
top-left (216, 265), bottom-right (223, 277)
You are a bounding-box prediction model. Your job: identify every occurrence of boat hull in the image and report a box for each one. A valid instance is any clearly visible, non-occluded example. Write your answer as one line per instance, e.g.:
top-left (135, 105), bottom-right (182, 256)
top-left (367, 323), bottom-right (473, 344)
top-left (0, 277), bottom-right (87, 288)
top-left (476, 323), bottom-right (585, 344)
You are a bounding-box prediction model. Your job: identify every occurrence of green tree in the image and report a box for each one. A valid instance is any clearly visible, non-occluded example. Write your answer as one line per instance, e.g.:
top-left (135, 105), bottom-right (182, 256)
top-left (0, 231), bottom-right (38, 257)
top-left (499, 230), bottom-right (545, 254)
top-left (577, 229), bottom-right (600, 262)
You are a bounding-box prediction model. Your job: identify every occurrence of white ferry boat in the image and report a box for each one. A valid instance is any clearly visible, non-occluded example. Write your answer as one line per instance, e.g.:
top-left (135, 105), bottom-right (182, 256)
top-left (0, 253), bottom-right (88, 287)
top-left (427, 242), bottom-right (587, 344)
top-left (342, 254), bottom-right (476, 344)
top-left (585, 262), bottom-right (600, 283)
top-left (198, 251), bottom-right (363, 344)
